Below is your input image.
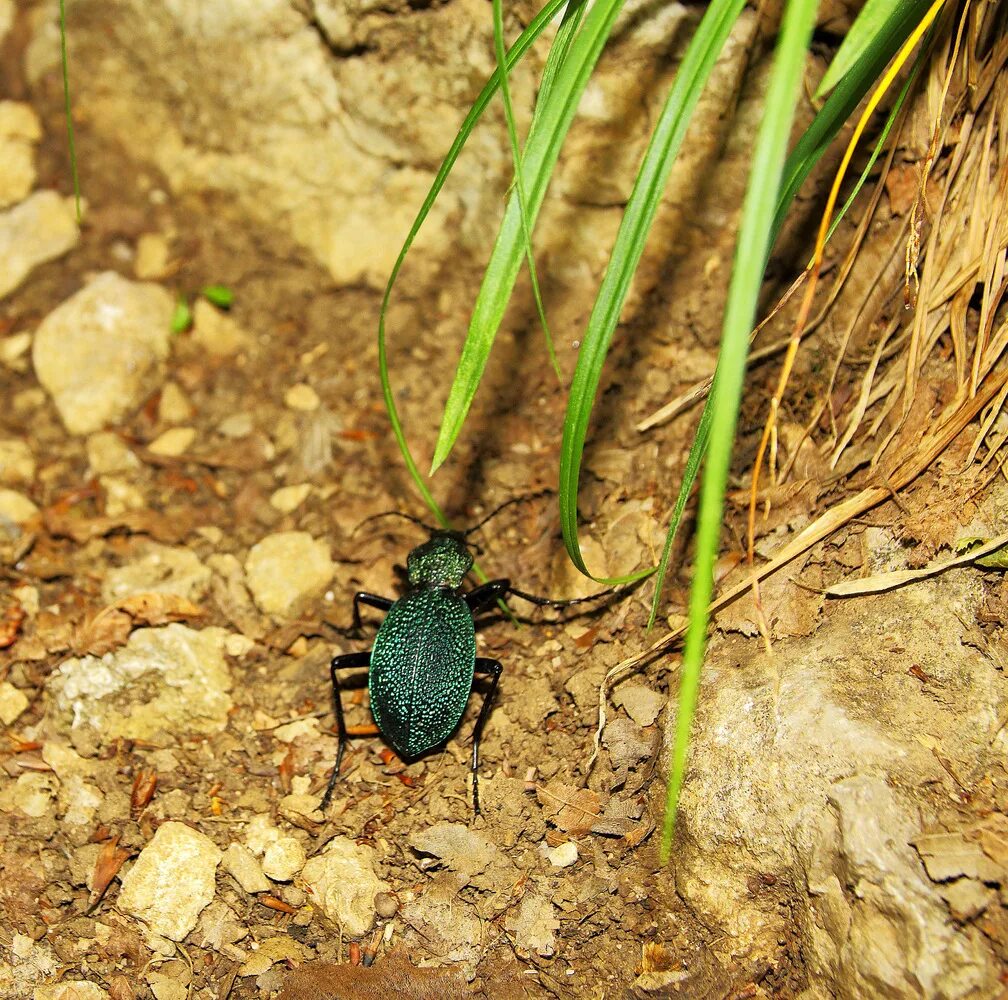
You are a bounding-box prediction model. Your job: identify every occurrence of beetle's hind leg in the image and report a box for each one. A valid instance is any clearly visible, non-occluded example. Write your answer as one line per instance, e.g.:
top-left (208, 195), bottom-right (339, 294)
top-left (321, 650), bottom-right (372, 810)
top-left (470, 657), bottom-right (503, 817)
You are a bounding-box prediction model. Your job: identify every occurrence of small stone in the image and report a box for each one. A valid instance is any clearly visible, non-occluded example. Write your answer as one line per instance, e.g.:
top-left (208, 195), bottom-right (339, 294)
top-left (222, 843), bottom-right (271, 894)
top-left (374, 891), bottom-right (399, 918)
top-left (0, 680), bottom-right (29, 724)
top-left (0, 772), bottom-right (56, 816)
top-left (102, 542), bottom-right (211, 603)
top-left (190, 299), bottom-right (252, 357)
top-left (217, 412), bottom-right (254, 438)
top-left (547, 841), bottom-right (579, 868)
top-left (86, 431), bottom-right (139, 474)
top-left (245, 531), bottom-right (334, 617)
top-left (147, 974), bottom-right (187, 1000)
top-left (237, 936), bottom-right (311, 977)
top-left (157, 382), bottom-right (194, 424)
top-left (0, 488), bottom-right (38, 524)
top-left (272, 718), bottom-right (319, 743)
top-left (35, 983), bottom-right (110, 1000)
top-left (0, 438), bottom-right (35, 485)
top-left (118, 821), bottom-right (221, 941)
top-left (0, 102), bottom-right (40, 209)
top-left (244, 815), bottom-right (306, 882)
top-left (301, 837), bottom-right (390, 937)
top-left (32, 272), bottom-right (173, 434)
top-left (284, 383), bottom-right (320, 411)
top-left (613, 684), bottom-right (665, 727)
top-left (134, 232), bottom-right (171, 279)
top-left (148, 426), bottom-right (196, 456)
top-left (224, 633), bottom-right (255, 657)
top-left (100, 475), bottom-right (146, 517)
top-left (270, 483), bottom-right (312, 514)
top-left (0, 191), bottom-right (79, 300)
top-left (0, 330), bottom-right (31, 370)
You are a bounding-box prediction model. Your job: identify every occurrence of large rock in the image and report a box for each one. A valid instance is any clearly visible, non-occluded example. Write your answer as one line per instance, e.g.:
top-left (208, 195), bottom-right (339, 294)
top-left (245, 531), bottom-right (334, 617)
top-left (33, 272), bottom-right (174, 434)
top-left (0, 102), bottom-right (41, 208)
top-left (301, 837), bottom-right (389, 937)
top-left (0, 190), bottom-right (79, 300)
top-left (668, 573), bottom-right (1004, 997)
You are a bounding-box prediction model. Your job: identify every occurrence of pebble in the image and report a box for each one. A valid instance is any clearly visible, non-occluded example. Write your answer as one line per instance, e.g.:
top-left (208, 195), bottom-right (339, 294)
top-left (0, 772), bottom-right (56, 817)
top-left (547, 841), bottom-right (579, 868)
top-left (0, 190), bottom-right (79, 300)
top-left (147, 426), bottom-right (196, 456)
top-left (101, 542), bottom-right (212, 603)
top-left (99, 475), bottom-right (146, 516)
top-left (245, 531), bottom-right (334, 617)
top-left (300, 836), bottom-right (390, 937)
top-left (0, 488), bottom-right (38, 524)
top-left (613, 684), bottom-right (665, 727)
top-left (222, 843), bottom-right (271, 894)
top-left (0, 101), bottom-right (40, 209)
top-left (157, 381), bottom-right (194, 423)
top-left (374, 891), bottom-right (399, 918)
top-left (0, 680), bottom-right (28, 724)
top-left (217, 412), bottom-right (254, 438)
top-left (35, 984), bottom-right (109, 1000)
top-left (32, 271), bottom-right (174, 434)
top-left (118, 821), bottom-right (221, 941)
top-left (0, 330), bottom-right (31, 370)
top-left (269, 483), bottom-right (311, 513)
top-left (0, 437), bottom-right (34, 485)
top-left (134, 232), bottom-right (171, 279)
top-left (190, 299), bottom-right (252, 357)
top-left (86, 431), bottom-right (140, 474)
top-left (284, 382), bottom-right (320, 411)
top-left (224, 633), bottom-right (255, 657)
top-left (244, 815), bottom-right (306, 882)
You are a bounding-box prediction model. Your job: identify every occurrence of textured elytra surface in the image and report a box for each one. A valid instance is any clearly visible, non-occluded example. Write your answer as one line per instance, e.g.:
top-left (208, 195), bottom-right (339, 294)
top-left (369, 590), bottom-right (476, 758)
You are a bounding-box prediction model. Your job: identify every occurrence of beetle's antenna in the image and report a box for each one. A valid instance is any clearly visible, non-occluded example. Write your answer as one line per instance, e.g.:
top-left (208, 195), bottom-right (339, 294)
top-left (507, 582), bottom-right (635, 609)
top-left (352, 511), bottom-right (438, 536)
top-left (463, 489), bottom-right (555, 537)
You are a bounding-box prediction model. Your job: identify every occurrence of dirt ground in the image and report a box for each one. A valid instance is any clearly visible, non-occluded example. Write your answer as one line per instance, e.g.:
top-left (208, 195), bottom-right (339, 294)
top-left (2, 7), bottom-right (1007, 1000)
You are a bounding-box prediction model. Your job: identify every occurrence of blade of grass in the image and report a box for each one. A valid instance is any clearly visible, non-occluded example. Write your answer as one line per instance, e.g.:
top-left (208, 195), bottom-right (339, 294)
top-left (661, 0), bottom-right (819, 862)
top-left (493, 0), bottom-right (560, 380)
top-left (58, 0), bottom-right (81, 221)
top-left (431, 0), bottom-right (627, 474)
top-left (816, 0), bottom-right (904, 97)
top-left (378, 0), bottom-right (569, 523)
top-left (558, 0), bottom-right (745, 579)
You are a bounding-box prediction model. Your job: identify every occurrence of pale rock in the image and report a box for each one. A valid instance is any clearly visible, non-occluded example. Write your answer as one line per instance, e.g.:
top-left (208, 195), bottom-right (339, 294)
top-left (12, 583), bottom-right (38, 615)
top-left (0, 101), bottom-right (41, 208)
top-left (190, 299), bottom-right (252, 357)
top-left (301, 837), bottom-right (389, 937)
top-left (269, 483), bottom-right (311, 513)
top-left (99, 475), bottom-right (146, 516)
top-left (32, 272), bottom-right (173, 434)
top-left (102, 542), bottom-right (211, 603)
top-left (147, 974), bottom-right (187, 1000)
top-left (222, 843), bottom-right (271, 894)
top-left (42, 742), bottom-right (102, 826)
top-left (244, 815), bottom-right (307, 882)
top-left (118, 821), bottom-right (221, 941)
top-left (217, 412), bottom-right (254, 438)
top-left (224, 633), bottom-right (255, 657)
top-left (237, 936), bottom-right (311, 977)
top-left (86, 431), bottom-right (139, 474)
top-left (245, 531), bottom-right (333, 617)
top-left (0, 488), bottom-right (38, 524)
top-left (158, 382), bottom-right (194, 423)
top-left (0, 772), bottom-right (56, 817)
top-left (148, 426), bottom-right (196, 456)
top-left (613, 683), bottom-right (665, 727)
top-left (0, 191), bottom-right (79, 300)
top-left (0, 437), bottom-right (35, 485)
top-left (284, 383), bottom-right (320, 411)
top-left (34, 983), bottom-right (110, 1000)
top-left (0, 331), bottom-right (32, 370)
top-left (134, 232), bottom-right (171, 279)
top-left (0, 680), bottom-right (28, 724)
top-left (53, 624), bottom-right (232, 740)
top-left (272, 718), bottom-right (320, 743)
top-left (546, 841), bottom-right (578, 868)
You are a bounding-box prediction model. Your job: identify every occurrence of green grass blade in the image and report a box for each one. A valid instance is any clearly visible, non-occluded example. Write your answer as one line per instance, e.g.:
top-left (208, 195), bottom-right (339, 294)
top-left (815, 0), bottom-right (903, 98)
top-left (558, 0), bottom-right (745, 577)
top-left (661, 0), bottom-right (819, 862)
top-left (493, 0), bottom-right (560, 380)
top-left (536, 0), bottom-right (589, 115)
top-left (377, 0), bottom-right (568, 522)
top-left (58, 0), bottom-right (81, 221)
top-left (431, 0), bottom-right (627, 474)
top-left (770, 0), bottom-right (934, 246)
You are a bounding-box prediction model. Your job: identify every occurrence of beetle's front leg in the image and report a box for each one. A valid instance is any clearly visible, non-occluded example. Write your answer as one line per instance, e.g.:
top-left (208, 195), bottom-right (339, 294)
top-left (321, 650), bottom-right (371, 810)
top-left (351, 592), bottom-right (394, 633)
top-left (465, 579), bottom-right (512, 616)
top-left (470, 656), bottom-right (503, 817)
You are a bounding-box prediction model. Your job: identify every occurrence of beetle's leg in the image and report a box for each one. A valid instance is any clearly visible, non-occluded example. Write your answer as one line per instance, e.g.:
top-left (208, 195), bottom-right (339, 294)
top-left (351, 592), bottom-right (394, 632)
top-left (470, 657), bottom-right (503, 816)
top-left (321, 650), bottom-right (372, 810)
top-left (464, 579), bottom-right (512, 615)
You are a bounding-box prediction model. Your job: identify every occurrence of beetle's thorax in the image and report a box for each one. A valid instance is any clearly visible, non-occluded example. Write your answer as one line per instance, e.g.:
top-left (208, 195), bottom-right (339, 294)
top-left (406, 532), bottom-right (474, 588)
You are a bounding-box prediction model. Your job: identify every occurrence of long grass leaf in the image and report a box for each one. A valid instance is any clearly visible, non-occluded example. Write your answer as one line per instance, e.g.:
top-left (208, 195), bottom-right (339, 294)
top-left (431, 0), bottom-right (627, 473)
top-left (58, 0), bottom-right (81, 221)
top-left (538, 0), bottom-right (590, 115)
top-left (815, 0), bottom-right (903, 98)
top-left (661, 0), bottom-right (819, 862)
top-left (558, 0), bottom-right (745, 578)
top-left (378, 0), bottom-right (568, 522)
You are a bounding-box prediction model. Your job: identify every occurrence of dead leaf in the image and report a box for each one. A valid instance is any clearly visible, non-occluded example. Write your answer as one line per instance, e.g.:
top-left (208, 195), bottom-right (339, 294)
top-left (536, 781), bottom-right (601, 837)
top-left (73, 592), bottom-right (205, 655)
top-left (87, 835), bottom-right (132, 912)
top-left (279, 950), bottom-right (468, 1000)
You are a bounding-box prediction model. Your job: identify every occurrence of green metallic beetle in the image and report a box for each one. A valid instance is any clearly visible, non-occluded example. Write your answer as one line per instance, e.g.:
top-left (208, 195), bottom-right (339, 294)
top-left (321, 504), bottom-right (620, 815)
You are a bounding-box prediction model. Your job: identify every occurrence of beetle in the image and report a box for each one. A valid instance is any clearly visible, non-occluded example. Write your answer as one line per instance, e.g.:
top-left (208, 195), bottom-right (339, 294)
top-left (321, 500), bottom-right (623, 814)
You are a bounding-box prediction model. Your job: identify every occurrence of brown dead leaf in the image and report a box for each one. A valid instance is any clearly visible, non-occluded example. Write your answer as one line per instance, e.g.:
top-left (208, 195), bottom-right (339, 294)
top-left (117, 592), bottom-right (204, 625)
top-left (45, 507), bottom-right (191, 544)
top-left (279, 951), bottom-right (468, 1000)
top-left (73, 592), bottom-right (205, 655)
top-left (130, 770), bottom-right (157, 816)
top-left (87, 835), bottom-right (132, 912)
top-left (536, 781), bottom-right (601, 837)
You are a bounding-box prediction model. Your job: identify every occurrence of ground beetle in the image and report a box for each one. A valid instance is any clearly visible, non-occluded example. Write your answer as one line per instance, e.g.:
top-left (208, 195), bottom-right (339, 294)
top-left (321, 498), bottom-right (623, 815)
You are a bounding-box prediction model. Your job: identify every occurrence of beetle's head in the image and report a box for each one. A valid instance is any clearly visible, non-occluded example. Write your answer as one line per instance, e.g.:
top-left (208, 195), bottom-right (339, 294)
top-left (407, 531), bottom-right (474, 588)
